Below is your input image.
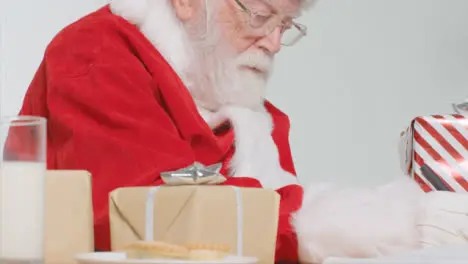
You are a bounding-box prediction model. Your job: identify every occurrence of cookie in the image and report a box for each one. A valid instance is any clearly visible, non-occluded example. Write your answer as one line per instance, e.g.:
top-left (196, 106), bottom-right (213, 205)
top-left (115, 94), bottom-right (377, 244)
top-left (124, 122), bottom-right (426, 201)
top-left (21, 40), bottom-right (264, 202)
top-left (184, 243), bottom-right (231, 253)
top-left (185, 243), bottom-right (231, 261)
top-left (124, 240), bottom-right (189, 259)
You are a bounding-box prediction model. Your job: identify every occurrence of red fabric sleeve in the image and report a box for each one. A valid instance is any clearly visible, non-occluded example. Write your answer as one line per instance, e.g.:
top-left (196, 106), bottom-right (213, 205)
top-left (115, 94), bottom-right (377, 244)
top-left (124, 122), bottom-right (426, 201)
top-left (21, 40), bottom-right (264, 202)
top-left (275, 184), bottom-right (304, 262)
top-left (28, 25), bottom-right (199, 250)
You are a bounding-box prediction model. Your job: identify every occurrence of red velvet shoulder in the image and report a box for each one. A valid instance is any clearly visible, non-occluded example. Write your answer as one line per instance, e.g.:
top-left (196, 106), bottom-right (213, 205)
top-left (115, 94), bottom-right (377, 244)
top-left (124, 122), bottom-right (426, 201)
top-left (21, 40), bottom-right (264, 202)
top-left (44, 6), bottom-right (151, 78)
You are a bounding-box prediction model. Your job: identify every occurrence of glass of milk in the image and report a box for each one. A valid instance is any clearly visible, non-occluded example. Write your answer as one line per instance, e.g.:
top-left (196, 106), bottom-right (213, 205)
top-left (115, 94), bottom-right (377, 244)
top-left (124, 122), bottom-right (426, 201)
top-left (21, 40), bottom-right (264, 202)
top-left (0, 116), bottom-right (46, 264)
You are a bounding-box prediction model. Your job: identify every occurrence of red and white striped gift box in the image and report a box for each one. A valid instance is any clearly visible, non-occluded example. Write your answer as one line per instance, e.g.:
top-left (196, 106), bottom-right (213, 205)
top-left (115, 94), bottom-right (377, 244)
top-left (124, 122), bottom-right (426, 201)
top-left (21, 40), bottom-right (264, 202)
top-left (400, 114), bottom-right (468, 192)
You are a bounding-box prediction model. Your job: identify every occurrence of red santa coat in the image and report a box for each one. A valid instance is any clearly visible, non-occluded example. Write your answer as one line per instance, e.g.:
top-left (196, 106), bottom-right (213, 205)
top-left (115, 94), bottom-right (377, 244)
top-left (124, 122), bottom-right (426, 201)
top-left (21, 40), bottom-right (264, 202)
top-left (16, 6), bottom-right (303, 262)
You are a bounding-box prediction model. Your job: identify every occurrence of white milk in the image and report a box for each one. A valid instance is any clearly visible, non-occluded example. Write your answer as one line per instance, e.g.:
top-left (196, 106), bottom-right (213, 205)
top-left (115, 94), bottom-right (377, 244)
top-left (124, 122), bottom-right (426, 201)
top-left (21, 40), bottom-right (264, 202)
top-left (0, 161), bottom-right (45, 261)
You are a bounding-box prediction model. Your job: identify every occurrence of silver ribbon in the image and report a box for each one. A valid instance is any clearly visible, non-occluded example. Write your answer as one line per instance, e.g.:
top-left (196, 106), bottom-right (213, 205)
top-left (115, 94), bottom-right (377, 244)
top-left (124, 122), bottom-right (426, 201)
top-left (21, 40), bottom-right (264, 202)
top-left (160, 162), bottom-right (226, 185)
top-left (144, 187), bottom-right (160, 241)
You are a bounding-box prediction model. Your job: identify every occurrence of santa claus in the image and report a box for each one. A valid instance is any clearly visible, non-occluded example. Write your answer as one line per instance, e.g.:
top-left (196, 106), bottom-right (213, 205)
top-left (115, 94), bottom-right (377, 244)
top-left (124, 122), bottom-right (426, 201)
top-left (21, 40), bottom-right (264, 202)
top-left (14, 0), bottom-right (468, 263)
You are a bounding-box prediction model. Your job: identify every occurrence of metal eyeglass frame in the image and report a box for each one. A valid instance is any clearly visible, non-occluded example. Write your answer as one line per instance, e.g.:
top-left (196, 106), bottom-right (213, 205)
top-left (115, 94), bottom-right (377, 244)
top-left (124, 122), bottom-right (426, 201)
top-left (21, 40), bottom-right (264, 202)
top-left (233, 0), bottom-right (307, 46)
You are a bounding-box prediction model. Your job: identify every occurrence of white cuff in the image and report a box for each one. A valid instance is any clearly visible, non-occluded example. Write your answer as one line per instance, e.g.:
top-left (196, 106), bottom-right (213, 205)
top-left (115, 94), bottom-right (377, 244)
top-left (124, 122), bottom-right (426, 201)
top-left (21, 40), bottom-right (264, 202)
top-left (417, 191), bottom-right (468, 247)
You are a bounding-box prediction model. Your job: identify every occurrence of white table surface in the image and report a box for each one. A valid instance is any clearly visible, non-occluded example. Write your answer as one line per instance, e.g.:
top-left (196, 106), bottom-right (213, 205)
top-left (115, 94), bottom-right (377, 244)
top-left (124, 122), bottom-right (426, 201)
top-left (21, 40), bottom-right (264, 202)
top-left (324, 245), bottom-right (468, 264)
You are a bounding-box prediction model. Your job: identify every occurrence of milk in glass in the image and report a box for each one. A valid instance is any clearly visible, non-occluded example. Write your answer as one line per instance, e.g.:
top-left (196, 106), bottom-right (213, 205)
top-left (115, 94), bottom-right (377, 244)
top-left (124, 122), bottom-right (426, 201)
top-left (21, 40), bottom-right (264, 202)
top-left (0, 161), bottom-right (45, 264)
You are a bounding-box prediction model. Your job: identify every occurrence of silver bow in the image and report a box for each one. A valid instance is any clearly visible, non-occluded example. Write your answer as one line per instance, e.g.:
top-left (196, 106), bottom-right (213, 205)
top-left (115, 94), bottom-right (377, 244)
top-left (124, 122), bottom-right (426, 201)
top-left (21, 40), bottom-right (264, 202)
top-left (160, 162), bottom-right (226, 185)
top-left (453, 102), bottom-right (468, 115)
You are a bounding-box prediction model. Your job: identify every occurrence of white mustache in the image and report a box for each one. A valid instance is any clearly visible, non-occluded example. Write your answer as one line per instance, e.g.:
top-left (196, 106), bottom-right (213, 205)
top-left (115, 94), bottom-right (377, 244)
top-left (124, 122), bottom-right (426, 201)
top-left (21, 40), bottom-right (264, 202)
top-left (235, 51), bottom-right (273, 73)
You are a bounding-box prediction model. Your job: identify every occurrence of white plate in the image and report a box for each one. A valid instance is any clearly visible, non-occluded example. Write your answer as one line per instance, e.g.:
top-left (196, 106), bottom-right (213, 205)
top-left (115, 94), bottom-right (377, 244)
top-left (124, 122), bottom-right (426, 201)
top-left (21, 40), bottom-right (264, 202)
top-left (75, 252), bottom-right (259, 264)
top-left (323, 245), bottom-right (468, 264)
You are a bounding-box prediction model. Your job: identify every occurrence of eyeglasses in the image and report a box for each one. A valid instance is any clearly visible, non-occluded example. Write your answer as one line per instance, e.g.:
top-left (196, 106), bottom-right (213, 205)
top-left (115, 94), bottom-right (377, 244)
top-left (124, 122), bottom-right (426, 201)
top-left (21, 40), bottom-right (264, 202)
top-left (233, 0), bottom-right (307, 46)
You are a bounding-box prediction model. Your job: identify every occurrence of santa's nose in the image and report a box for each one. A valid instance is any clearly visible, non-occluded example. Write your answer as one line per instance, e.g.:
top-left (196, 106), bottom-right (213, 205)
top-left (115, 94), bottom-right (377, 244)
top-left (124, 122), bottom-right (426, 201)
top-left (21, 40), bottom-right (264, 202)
top-left (257, 27), bottom-right (282, 55)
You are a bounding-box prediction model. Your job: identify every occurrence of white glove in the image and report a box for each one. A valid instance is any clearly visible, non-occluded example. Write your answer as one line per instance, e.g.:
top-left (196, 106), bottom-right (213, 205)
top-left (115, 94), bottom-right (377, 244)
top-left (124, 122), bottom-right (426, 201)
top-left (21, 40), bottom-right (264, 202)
top-left (293, 178), bottom-right (468, 264)
top-left (293, 178), bottom-right (424, 263)
top-left (417, 191), bottom-right (468, 247)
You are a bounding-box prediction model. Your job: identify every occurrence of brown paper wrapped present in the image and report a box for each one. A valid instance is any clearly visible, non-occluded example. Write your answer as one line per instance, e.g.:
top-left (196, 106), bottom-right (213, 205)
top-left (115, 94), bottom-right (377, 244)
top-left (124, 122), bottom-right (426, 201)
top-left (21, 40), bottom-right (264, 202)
top-left (45, 170), bottom-right (94, 264)
top-left (109, 185), bottom-right (280, 264)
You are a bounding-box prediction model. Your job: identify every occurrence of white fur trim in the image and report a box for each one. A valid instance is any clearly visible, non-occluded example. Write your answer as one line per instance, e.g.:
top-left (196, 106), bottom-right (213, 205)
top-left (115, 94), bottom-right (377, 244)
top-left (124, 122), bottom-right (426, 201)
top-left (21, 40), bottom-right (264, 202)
top-left (199, 106), bottom-right (298, 189)
top-left (197, 107), bottom-right (227, 129)
top-left (109, 0), bottom-right (192, 76)
top-left (221, 106), bottom-right (298, 190)
top-left (292, 177), bottom-right (424, 263)
top-left (417, 191), bottom-right (468, 247)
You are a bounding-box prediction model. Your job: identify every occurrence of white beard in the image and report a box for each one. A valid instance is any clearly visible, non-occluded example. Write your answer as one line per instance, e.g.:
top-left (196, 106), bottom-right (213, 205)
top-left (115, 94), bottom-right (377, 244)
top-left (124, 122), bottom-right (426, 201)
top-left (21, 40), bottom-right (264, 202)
top-left (183, 46), bottom-right (272, 111)
top-left (180, 3), bottom-right (274, 111)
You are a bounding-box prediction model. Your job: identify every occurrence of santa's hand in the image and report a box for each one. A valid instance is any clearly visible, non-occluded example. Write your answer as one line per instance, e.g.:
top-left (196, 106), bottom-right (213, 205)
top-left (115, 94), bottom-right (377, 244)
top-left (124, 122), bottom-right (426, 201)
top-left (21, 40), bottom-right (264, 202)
top-left (417, 191), bottom-right (468, 247)
top-left (292, 178), bottom-right (468, 264)
top-left (292, 178), bottom-right (424, 263)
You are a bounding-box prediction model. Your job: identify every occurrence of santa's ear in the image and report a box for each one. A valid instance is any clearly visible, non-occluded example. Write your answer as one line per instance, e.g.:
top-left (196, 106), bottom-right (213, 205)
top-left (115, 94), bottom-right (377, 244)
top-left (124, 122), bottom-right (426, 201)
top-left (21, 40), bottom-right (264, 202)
top-left (171, 0), bottom-right (196, 21)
